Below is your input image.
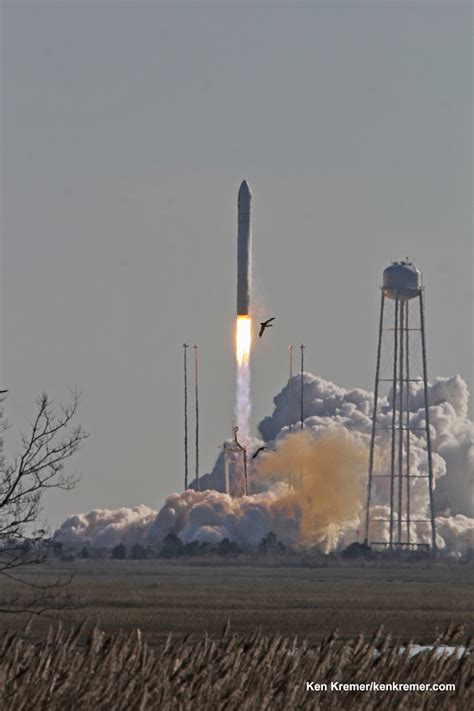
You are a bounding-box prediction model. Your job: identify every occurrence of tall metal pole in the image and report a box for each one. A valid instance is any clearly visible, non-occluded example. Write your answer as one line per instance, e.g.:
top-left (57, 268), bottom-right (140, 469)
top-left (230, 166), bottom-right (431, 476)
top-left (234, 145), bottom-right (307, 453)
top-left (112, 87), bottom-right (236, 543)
top-left (300, 345), bottom-right (305, 430)
top-left (193, 344), bottom-right (200, 492)
top-left (389, 293), bottom-right (399, 547)
top-left (183, 343), bottom-right (189, 490)
top-left (288, 345), bottom-right (293, 433)
top-left (419, 291), bottom-right (437, 553)
top-left (397, 299), bottom-right (405, 544)
top-left (364, 290), bottom-right (385, 545)
top-left (243, 448), bottom-right (248, 496)
top-left (405, 301), bottom-right (411, 544)
top-left (223, 444), bottom-right (230, 495)
top-left (299, 345), bottom-right (305, 489)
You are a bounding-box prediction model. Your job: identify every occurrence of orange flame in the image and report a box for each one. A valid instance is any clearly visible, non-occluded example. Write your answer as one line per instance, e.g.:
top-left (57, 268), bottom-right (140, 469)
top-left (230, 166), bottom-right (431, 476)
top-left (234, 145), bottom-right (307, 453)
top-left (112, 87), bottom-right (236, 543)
top-left (236, 316), bottom-right (251, 366)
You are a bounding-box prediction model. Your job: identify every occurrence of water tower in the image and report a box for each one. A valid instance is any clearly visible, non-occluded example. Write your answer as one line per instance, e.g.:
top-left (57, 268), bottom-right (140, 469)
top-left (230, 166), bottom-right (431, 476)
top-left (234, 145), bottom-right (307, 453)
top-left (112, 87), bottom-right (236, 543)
top-left (364, 260), bottom-right (437, 552)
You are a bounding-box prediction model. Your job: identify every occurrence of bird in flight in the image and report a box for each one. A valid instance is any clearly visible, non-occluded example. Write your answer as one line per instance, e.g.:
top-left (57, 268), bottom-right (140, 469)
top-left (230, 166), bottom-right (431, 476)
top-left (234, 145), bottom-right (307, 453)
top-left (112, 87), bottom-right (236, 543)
top-left (252, 446), bottom-right (276, 460)
top-left (259, 317), bottom-right (275, 338)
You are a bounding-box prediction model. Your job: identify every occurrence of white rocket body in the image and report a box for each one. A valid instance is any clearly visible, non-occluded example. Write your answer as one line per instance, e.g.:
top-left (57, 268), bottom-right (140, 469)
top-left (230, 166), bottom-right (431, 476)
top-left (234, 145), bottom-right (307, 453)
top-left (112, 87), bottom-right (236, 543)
top-left (237, 180), bottom-right (252, 316)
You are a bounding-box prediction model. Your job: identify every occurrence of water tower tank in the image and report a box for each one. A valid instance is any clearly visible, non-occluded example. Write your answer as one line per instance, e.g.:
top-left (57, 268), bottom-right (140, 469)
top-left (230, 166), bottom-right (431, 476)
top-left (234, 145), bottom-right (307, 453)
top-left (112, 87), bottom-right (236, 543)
top-left (383, 261), bottom-right (422, 300)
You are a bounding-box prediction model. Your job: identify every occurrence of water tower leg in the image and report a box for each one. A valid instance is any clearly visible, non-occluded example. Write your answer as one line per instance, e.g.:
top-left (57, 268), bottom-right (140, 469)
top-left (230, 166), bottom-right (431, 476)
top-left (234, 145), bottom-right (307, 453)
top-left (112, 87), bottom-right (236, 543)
top-left (405, 301), bottom-right (411, 545)
top-left (397, 298), bottom-right (405, 544)
top-left (419, 290), bottom-right (437, 554)
top-left (389, 292), bottom-right (400, 547)
top-left (364, 290), bottom-right (385, 545)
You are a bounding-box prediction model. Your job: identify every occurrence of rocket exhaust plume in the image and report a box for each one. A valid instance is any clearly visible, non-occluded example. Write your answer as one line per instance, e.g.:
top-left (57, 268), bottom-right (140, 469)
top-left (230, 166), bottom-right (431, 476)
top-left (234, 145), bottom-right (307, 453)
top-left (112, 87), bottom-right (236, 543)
top-left (235, 181), bottom-right (252, 442)
top-left (255, 429), bottom-right (368, 547)
top-left (56, 373), bottom-right (474, 555)
top-left (236, 316), bottom-right (251, 441)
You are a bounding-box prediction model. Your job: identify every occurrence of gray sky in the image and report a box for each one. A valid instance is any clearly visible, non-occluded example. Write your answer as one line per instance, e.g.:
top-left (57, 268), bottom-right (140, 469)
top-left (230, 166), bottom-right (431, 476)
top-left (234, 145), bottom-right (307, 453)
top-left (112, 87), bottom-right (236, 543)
top-left (1, 1), bottom-right (472, 529)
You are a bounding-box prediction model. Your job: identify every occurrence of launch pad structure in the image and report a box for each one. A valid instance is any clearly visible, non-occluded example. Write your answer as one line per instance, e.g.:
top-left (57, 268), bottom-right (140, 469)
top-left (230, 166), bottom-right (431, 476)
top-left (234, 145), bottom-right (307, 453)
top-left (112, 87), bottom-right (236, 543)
top-left (223, 426), bottom-right (248, 496)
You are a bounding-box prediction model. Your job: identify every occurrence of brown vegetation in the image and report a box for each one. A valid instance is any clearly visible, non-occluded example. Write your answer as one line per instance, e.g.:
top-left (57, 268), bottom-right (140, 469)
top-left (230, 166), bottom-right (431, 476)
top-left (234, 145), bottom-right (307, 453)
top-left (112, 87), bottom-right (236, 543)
top-left (0, 560), bottom-right (472, 644)
top-left (0, 622), bottom-right (471, 710)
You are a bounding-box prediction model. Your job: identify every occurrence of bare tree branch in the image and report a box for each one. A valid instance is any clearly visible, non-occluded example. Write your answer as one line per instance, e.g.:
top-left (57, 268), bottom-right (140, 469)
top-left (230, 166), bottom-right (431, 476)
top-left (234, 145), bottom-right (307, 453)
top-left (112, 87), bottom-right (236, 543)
top-left (0, 390), bottom-right (86, 614)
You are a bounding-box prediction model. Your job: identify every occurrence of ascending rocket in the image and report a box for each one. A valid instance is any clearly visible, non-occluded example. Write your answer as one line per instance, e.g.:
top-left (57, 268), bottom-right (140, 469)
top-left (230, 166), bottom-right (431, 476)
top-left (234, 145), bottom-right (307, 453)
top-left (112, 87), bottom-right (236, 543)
top-left (237, 180), bottom-right (252, 316)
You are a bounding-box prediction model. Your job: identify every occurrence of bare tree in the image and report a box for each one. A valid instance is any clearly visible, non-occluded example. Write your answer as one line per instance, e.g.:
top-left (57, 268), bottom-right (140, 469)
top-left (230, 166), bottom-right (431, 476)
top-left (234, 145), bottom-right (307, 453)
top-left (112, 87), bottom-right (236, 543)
top-left (0, 390), bottom-right (87, 614)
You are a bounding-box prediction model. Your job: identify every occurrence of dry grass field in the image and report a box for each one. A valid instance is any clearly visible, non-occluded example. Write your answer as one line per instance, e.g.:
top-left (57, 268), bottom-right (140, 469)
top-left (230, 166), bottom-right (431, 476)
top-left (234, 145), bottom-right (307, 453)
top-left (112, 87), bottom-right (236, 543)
top-left (0, 560), bottom-right (472, 709)
top-left (1, 620), bottom-right (472, 710)
top-left (0, 559), bottom-right (472, 645)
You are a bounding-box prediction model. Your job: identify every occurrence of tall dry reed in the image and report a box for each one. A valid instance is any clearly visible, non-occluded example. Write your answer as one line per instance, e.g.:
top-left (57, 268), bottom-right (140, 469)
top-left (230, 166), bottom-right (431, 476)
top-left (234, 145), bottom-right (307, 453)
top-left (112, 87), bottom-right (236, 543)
top-left (0, 623), bottom-right (471, 710)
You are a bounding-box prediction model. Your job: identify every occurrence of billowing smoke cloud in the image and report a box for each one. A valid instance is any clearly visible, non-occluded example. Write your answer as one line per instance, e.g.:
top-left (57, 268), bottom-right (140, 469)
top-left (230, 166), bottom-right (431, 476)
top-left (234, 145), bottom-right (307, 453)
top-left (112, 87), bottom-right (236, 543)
top-left (55, 373), bottom-right (473, 555)
top-left (258, 373), bottom-right (473, 520)
top-left (255, 430), bottom-right (367, 548)
top-left (434, 514), bottom-right (473, 555)
top-left (147, 485), bottom-right (300, 548)
top-left (56, 506), bottom-right (157, 548)
top-left (259, 374), bottom-right (374, 442)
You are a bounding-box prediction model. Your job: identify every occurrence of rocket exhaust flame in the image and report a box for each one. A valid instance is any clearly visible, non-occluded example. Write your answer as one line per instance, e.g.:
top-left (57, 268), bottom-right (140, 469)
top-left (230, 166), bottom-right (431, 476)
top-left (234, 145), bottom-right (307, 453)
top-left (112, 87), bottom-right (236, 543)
top-left (235, 316), bottom-right (251, 442)
top-left (236, 316), bottom-right (251, 367)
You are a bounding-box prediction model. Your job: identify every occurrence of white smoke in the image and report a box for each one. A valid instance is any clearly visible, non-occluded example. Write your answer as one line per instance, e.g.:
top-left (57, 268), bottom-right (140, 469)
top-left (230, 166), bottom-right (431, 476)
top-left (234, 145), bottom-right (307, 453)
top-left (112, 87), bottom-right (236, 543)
top-left (55, 372), bottom-right (474, 555)
top-left (147, 485), bottom-right (300, 548)
top-left (235, 359), bottom-right (251, 443)
top-left (56, 505), bottom-right (157, 548)
top-left (259, 373), bottom-right (473, 518)
top-left (55, 487), bottom-right (300, 550)
top-left (434, 514), bottom-right (474, 555)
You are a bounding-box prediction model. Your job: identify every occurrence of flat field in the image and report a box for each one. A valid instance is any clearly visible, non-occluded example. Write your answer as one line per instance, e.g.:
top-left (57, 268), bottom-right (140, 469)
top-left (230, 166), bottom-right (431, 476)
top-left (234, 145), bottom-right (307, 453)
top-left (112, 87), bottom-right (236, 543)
top-left (0, 559), bottom-right (472, 644)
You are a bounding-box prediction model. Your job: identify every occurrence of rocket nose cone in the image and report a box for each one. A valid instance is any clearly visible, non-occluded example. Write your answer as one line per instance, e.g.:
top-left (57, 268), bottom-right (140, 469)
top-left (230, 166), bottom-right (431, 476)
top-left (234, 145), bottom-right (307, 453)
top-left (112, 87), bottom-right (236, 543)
top-left (239, 180), bottom-right (251, 197)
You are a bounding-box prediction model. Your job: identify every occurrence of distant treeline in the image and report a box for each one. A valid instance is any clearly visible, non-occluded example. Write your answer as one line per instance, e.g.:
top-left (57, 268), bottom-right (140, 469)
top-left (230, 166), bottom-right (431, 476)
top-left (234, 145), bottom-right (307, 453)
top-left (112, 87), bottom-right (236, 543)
top-left (50, 535), bottom-right (473, 565)
top-left (52, 532), bottom-right (290, 562)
